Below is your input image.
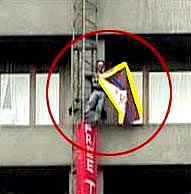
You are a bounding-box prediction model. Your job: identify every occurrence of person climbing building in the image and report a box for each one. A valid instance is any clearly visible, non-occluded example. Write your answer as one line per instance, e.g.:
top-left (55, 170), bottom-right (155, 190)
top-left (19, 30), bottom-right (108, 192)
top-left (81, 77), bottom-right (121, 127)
top-left (85, 60), bottom-right (107, 125)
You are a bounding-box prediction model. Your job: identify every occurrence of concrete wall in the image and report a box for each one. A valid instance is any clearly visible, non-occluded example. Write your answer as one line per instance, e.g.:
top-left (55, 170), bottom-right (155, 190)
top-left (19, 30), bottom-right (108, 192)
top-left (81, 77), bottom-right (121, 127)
top-left (98, 0), bottom-right (191, 33)
top-left (0, 0), bottom-right (191, 35)
top-left (0, 126), bottom-right (72, 166)
top-left (100, 124), bottom-right (191, 165)
top-left (0, 0), bottom-right (73, 35)
top-left (1, 124), bottom-right (191, 166)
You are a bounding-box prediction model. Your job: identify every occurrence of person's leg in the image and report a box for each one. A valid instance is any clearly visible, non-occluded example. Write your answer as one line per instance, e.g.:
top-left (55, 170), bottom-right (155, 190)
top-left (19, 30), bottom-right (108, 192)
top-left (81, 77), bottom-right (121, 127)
top-left (94, 91), bottom-right (105, 122)
top-left (85, 90), bottom-right (99, 115)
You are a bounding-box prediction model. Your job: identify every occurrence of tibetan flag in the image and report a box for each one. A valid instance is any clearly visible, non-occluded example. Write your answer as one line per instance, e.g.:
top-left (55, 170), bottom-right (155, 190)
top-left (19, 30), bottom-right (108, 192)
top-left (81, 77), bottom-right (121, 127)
top-left (99, 62), bottom-right (142, 126)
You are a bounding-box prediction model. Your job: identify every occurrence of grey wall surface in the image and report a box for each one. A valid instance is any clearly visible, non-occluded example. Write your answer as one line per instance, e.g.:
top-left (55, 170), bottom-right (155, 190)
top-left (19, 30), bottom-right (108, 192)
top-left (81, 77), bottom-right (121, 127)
top-left (0, 0), bottom-right (191, 35)
top-left (0, 0), bottom-right (73, 35)
top-left (0, 126), bottom-right (72, 166)
top-left (98, 0), bottom-right (191, 33)
top-left (100, 124), bottom-right (191, 165)
top-left (1, 124), bottom-right (191, 166)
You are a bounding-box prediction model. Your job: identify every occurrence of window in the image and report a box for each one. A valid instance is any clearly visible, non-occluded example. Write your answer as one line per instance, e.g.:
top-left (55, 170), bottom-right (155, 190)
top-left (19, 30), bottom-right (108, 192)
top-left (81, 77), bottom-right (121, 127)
top-left (36, 73), bottom-right (59, 125)
top-left (0, 74), bottom-right (30, 125)
top-left (149, 72), bottom-right (191, 123)
top-left (132, 72), bottom-right (143, 124)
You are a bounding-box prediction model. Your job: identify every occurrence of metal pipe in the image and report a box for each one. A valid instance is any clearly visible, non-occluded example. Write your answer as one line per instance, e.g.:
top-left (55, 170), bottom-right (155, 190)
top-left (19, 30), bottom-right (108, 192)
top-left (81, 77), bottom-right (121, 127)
top-left (82, 0), bottom-right (86, 121)
top-left (70, 27), bottom-right (75, 194)
top-left (71, 28), bottom-right (74, 127)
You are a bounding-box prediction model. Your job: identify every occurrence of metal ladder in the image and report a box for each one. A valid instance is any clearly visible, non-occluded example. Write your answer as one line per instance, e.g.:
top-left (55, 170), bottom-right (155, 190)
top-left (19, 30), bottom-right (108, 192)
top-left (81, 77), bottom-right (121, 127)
top-left (72, 0), bottom-right (98, 120)
top-left (70, 0), bottom-right (98, 194)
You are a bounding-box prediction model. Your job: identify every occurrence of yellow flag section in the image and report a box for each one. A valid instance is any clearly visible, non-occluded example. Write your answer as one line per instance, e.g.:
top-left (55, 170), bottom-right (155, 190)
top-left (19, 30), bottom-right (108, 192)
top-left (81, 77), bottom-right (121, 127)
top-left (98, 62), bottom-right (142, 124)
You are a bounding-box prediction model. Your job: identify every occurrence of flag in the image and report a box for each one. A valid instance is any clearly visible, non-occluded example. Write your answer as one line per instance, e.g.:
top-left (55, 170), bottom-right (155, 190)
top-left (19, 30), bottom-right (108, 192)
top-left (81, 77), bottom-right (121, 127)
top-left (99, 62), bottom-right (141, 126)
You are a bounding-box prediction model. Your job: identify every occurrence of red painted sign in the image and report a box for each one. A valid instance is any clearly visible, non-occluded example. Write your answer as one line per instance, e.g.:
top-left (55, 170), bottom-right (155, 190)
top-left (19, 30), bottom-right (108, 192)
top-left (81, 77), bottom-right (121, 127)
top-left (75, 122), bottom-right (98, 194)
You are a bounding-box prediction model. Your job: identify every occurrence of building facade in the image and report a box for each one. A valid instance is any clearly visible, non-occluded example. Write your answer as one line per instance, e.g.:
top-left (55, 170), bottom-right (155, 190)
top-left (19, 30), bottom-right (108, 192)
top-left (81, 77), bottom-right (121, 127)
top-left (1, 0), bottom-right (191, 193)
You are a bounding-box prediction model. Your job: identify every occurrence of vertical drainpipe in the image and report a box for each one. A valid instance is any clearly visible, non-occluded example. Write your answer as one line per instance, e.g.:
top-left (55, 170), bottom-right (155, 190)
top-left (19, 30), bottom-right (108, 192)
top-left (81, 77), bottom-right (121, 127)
top-left (82, 0), bottom-right (86, 121)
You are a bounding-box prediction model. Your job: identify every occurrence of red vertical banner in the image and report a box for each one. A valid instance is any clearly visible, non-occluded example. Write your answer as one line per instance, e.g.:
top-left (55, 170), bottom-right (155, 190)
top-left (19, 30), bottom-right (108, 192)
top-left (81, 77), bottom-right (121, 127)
top-left (75, 122), bottom-right (98, 194)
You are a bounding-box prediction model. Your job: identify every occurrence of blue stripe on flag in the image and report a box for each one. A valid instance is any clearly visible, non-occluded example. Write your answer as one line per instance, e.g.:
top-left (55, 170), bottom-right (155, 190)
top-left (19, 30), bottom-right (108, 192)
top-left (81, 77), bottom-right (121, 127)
top-left (110, 76), bottom-right (124, 90)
